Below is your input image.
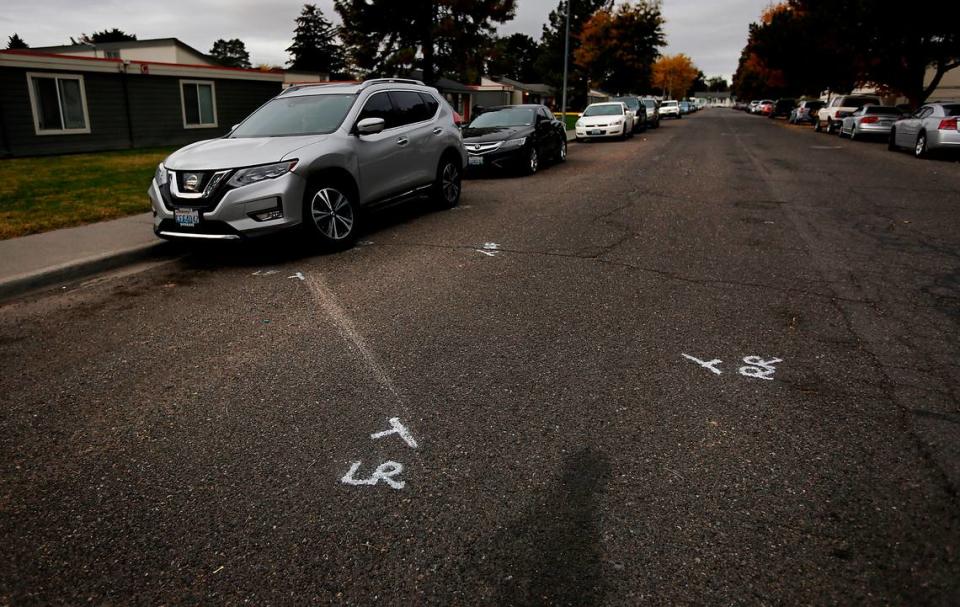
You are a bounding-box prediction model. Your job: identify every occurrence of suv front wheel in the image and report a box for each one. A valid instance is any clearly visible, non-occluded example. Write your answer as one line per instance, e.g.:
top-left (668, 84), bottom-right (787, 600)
top-left (303, 182), bottom-right (358, 249)
top-left (433, 156), bottom-right (462, 208)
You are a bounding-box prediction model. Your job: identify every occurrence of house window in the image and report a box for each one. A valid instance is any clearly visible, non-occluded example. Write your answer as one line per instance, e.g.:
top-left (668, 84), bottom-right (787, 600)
top-left (26, 72), bottom-right (90, 135)
top-left (104, 50), bottom-right (121, 59)
top-left (180, 80), bottom-right (217, 128)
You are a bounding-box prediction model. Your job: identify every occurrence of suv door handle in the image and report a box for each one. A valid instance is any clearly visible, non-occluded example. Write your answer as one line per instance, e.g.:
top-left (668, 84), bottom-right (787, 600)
top-left (432, 127), bottom-right (443, 135)
top-left (396, 136), bottom-right (409, 146)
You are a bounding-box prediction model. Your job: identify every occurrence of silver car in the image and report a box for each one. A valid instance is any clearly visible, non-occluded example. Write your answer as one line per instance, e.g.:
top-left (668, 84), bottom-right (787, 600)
top-left (889, 102), bottom-right (960, 158)
top-left (149, 78), bottom-right (467, 248)
top-left (839, 105), bottom-right (903, 140)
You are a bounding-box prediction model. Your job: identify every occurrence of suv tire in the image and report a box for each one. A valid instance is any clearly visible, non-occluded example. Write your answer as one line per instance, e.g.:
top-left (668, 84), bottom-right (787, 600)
top-left (303, 181), bottom-right (359, 250)
top-left (433, 155), bottom-right (462, 208)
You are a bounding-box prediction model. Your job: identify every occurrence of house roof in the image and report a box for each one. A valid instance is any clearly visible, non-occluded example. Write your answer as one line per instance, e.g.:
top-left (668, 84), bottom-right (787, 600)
top-left (31, 37), bottom-right (210, 61)
top-left (492, 77), bottom-right (555, 95)
top-left (407, 70), bottom-right (474, 94)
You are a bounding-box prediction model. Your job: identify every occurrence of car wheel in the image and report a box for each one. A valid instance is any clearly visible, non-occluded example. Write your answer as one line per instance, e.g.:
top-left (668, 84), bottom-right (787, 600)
top-left (814, 119), bottom-right (821, 132)
top-left (915, 132), bottom-right (928, 159)
top-left (525, 147), bottom-right (539, 175)
top-left (557, 139), bottom-right (567, 163)
top-left (303, 182), bottom-right (358, 250)
top-left (849, 126), bottom-right (857, 141)
top-left (434, 155), bottom-right (462, 208)
top-left (888, 128), bottom-right (898, 151)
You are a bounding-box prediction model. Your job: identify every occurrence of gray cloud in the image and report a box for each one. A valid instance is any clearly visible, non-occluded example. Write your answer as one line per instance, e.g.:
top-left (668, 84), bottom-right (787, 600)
top-left (4, 0), bottom-right (766, 79)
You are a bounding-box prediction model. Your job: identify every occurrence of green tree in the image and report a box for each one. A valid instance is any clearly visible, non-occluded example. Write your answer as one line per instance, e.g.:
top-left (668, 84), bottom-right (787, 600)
top-left (536, 0), bottom-right (612, 108)
top-left (6, 34), bottom-right (28, 49)
top-left (706, 76), bottom-right (729, 92)
top-left (73, 28), bottom-right (137, 44)
top-left (209, 38), bottom-right (251, 69)
top-left (487, 34), bottom-right (540, 82)
top-left (287, 4), bottom-right (347, 77)
top-left (690, 70), bottom-right (706, 93)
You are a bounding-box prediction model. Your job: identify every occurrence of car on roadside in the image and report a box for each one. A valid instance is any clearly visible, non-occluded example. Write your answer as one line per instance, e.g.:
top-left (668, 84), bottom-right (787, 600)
top-left (768, 98), bottom-right (796, 119)
top-left (575, 102), bottom-right (635, 140)
top-left (610, 96), bottom-right (647, 132)
top-left (748, 100), bottom-right (760, 113)
top-left (462, 104), bottom-right (567, 175)
top-left (679, 101), bottom-right (692, 115)
top-left (888, 102), bottom-right (960, 158)
top-left (789, 100), bottom-right (824, 124)
top-left (838, 105), bottom-right (903, 141)
top-left (757, 100), bottom-right (775, 116)
top-left (640, 98), bottom-right (660, 128)
top-left (659, 100), bottom-right (681, 119)
top-left (815, 94), bottom-right (881, 134)
top-left (149, 78), bottom-right (466, 249)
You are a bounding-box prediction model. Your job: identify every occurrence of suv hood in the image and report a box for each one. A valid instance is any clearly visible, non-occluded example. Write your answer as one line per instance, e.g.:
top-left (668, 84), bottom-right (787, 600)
top-left (164, 135), bottom-right (325, 170)
top-left (462, 126), bottom-right (529, 143)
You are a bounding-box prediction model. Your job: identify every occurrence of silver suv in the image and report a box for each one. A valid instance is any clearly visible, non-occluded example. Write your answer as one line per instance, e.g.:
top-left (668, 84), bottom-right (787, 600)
top-left (149, 78), bottom-right (466, 248)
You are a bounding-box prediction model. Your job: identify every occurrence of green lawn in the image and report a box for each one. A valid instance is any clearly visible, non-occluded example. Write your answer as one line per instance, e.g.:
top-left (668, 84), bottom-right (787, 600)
top-left (561, 113), bottom-right (581, 130)
top-left (0, 147), bottom-right (174, 240)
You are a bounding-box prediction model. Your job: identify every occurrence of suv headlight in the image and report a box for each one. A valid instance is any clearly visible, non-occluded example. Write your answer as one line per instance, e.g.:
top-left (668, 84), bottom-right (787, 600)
top-left (155, 163), bottom-right (168, 186)
top-left (228, 160), bottom-right (298, 188)
top-left (501, 137), bottom-right (527, 149)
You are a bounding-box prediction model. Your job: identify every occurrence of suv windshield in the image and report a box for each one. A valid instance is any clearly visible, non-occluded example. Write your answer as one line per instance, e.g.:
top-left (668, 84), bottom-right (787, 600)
top-left (583, 105), bottom-right (623, 116)
top-left (231, 93), bottom-right (356, 137)
top-left (469, 108), bottom-right (535, 128)
top-left (611, 97), bottom-right (640, 110)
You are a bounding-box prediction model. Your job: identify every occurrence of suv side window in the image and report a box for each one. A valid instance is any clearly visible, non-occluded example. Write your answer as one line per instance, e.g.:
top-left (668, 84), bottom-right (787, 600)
top-left (358, 92), bottom-right (396, 129)
top-left (389, 91), bottom-right (430, 126)
top-left (418, 92), bottom-right (440, 118)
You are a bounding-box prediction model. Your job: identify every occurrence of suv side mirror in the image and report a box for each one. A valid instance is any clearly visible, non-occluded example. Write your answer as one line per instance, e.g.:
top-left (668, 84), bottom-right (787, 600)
top-left (356, 117), bottom-right (385, 136)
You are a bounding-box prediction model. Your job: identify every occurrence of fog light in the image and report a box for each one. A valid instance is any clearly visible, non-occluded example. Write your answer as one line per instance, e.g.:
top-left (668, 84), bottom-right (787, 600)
top-left (253, 208), bottom-right (284, 222)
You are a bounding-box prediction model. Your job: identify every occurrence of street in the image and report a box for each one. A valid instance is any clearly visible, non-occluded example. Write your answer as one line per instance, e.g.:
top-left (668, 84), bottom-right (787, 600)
top-left (2, 109), bottom-right (959, 604)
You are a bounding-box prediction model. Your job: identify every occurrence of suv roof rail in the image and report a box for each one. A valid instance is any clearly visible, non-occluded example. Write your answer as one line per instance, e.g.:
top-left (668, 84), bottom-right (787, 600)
top-left (360, 78), bottom-right (425, 89)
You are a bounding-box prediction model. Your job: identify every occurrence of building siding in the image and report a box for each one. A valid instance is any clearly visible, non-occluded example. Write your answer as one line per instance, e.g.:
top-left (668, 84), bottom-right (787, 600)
top-left (0, 66), bottom-right (281, 157)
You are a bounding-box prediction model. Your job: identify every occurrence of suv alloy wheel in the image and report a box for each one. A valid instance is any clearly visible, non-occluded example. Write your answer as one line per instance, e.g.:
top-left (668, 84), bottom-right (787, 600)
top-left (303, 182), bottom-right (358, 249)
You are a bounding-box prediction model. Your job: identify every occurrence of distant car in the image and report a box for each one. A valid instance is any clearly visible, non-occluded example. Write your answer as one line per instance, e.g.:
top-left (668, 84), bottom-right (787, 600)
top-left (769, 98), bottom-right (796, 119)
top-left (839, 105), bottom-right (903, 140)
top-left (679, 101), bottom-right (691, 114)
top-left (757, 100), bottom-right (775, 116)
top-left (748, 100), bottom-right (760, 113)
top-left (575, 102), bottom-right (635, 141)
top-left (815, 94), bottom-right (881, 133)
top-left (640, 98), bottom-right (660, 128)
top-left (462, 104), bottom-right (567, 174)
top-left (659, 100), bottom-right (681, 119)
top-left (789, 100), bottom-right (824, 124)
top-left (888, 102), bottom-right (960, 158)
top-left (610, 96), bottom-right (646, 132)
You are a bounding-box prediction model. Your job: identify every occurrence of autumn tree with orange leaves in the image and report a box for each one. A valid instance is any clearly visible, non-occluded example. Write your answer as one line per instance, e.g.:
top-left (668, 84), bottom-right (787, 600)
top-left (651, 54), bottom-right (699, 99)
top-left (574, 1), bottom-right (665, 94)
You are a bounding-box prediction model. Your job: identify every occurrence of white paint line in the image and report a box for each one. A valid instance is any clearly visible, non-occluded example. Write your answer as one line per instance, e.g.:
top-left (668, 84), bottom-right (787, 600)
top-left (682, 353), bottom-right (723, 375)
top-left (289, 272), bottom-right (306, 281)
top-left (482, 242), bottom-right (500, 250)
top-left (341, 461), bottom-right (406, 490)
top-left (304, 273), bottom-right (402, 403)
top-left (358, 240), bottom-right (374, 246)
top-left (475, 249), bottom-right (498, 257)
top-left (370, 417), bottom-right (418, 449)
top-left (738, 356), bottom-right (782, 380)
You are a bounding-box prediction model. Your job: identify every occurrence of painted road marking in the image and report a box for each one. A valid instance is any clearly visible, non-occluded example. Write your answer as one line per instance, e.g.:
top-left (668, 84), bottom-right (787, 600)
top-left (681, 353), bottom-right (723, 375)
top-left (288, 272), bottom-right (306, 281)
top-left (370, 417), bottom-right (418, 449)
top-left (683, 353), bottom-right (783, 380)
top-left (341, 461), bottom-right (406, 490)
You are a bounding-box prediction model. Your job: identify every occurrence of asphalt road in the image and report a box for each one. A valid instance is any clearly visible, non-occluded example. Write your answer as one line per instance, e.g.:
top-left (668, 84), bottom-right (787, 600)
top-left (2, 110), bottom-right (960, 605)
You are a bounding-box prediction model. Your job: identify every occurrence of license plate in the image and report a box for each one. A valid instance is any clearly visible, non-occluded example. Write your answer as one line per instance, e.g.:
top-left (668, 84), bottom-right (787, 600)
top-left (468, 156), bottom-right (484, 166)
top-left (175, 208), bottom-right (199, 227)
top-left (588, 130), bottom-right (602, 136)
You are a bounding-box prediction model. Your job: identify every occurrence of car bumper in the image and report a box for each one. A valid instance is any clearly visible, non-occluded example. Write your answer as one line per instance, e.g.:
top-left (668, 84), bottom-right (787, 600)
top-left (929, 129), bottom-right (960, 150)
top-left (575, 124), bottom-right (626, 138)
top-left (855, 123), bottom-right (895, 135)
top-left (464, 145), bottom-right (529, 171)
top-left (149, 170), bottom-right (307, 240)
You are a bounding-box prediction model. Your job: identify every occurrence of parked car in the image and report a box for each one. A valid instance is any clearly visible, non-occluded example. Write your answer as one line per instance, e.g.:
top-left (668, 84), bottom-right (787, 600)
top-left (815, 94), bottom-right (881, 133)
top-left (789, 100), bottom-right (824, 124)
top-left (748, 100), bottom-right (761, 113)
top-left (839, 105), bottom-right (903, 140)
top-left (659, 100), bottom-right (681, 119)
top-left (462, 104), bottom-right (567, 175)
top-left (640, 98), bottom-right (660, 128)
top-left (610, 96), bottom-right (646, 132)
top-left (888, 102), bottom-right (960, 158)
top-left (757, 100), bottom-right (775, 116)
top-left (575, 102), bottom-right (635, 140)
top-left (679, 101), bottom-right (692, 114)
top-left (769, 98), bottom-right (796, 119)
top-left (149, 78), bottom-right (466, 248)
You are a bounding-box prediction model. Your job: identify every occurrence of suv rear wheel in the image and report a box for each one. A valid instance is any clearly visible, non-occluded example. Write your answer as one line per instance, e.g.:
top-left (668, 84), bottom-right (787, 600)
top-left (303, 182), bottom-right (358, 249)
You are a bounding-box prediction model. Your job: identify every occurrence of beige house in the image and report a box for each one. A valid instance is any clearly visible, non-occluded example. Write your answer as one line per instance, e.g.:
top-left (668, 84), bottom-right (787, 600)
top-left (924, 65), bottom-right (960, 102)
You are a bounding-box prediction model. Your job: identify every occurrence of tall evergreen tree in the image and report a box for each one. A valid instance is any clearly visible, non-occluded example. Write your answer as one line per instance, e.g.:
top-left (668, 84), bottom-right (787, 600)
top-left (487, 33), bottom-right (540, 82)
top-left (73, 28), bottom-right (137, 44)
top-left (287, 4), bottom-right (347, 77)
top-left (6, 34), bottom-right (28, 49)
top-left (536, 0), bottom-right (612, 108)
top-left (209, 39), bottom-right (251, 69)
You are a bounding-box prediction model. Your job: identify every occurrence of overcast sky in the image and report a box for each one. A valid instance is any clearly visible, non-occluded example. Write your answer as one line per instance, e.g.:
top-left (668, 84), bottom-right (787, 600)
top-left (2, 0), bottom-right (768, 80)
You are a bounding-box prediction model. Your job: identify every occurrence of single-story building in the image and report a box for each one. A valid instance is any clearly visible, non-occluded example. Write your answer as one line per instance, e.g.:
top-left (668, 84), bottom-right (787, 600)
top-left (694, 91), bottom-right (733, 107)
top-left (0, 42), bottom-right (324, 157)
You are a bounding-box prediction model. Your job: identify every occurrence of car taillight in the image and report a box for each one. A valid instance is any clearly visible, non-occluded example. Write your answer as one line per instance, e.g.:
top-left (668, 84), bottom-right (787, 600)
top-left (938, 117), bottom-right (958, 130)
top-left (860, 116), bottom-right (879, 124)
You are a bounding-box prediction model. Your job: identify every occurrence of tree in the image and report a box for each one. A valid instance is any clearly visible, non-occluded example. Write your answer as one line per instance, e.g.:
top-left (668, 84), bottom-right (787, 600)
top-left (6, 34), bottom-right (28, 49)
top-left (690, 70), bottom-right (706, 93)
top-left (334, 0), bottom-right (515, 84)
top-left (287, 4), bottom-right (347, 77)
top-left (73, 28), bottom-right (137, 44)
top-left (536, 0), bottom-right (612, 107)
top-left (651, 53), bottom-right (699, 99)
top-left (706, 76), bottom-right (729, 92)
top-left (209, 39), bottom-right (251, 69)
top-left (574, 1), bottom-right (665, 94)
top-left (487, 33), bottom-right (540, 82)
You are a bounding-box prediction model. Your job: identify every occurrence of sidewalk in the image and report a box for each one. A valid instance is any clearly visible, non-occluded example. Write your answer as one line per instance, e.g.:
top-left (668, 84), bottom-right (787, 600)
top-left (0, 213), bottom-right (173, 300)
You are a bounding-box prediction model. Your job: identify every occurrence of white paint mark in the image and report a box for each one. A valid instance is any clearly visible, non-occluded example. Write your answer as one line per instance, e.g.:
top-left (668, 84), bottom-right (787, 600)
top-left (682, 353), bottom-right (723, 375)
top-left (738, 356), bottom-right (782, 380)
top-left (252, 269), bottom-right (279, 276)
top-left (288, 272), bottom-right (305, 281)
top-left (370, 417), bottom-right (418, 449)
top-left (341, 461), bottom-right (406, 490)
top-left (304, 274), bottom-right (402, 402)
top-left (358, 240), bottom-right (374, 246)
top-left (476, 249), bottom-right (498, 257)
top-left (212, 566), bottom-right (224, 574)
top-left (482, 242), bottom-right (500, 250)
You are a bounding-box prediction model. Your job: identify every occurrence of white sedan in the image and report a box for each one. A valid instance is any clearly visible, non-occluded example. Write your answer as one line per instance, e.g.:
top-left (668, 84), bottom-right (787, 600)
top-left (575, 102), bottom-right (635, 141)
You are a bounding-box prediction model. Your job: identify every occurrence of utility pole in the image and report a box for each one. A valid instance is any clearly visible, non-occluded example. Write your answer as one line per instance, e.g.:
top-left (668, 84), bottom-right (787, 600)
top-left (560, 0), bottom-right (571, 125)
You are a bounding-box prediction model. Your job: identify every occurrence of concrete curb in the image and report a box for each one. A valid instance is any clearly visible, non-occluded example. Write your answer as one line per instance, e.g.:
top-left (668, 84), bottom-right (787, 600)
top-left (0, 240), bottom-right (177, 302)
